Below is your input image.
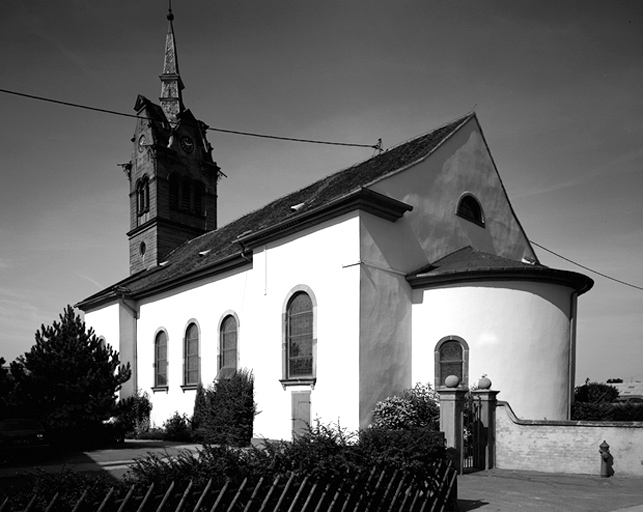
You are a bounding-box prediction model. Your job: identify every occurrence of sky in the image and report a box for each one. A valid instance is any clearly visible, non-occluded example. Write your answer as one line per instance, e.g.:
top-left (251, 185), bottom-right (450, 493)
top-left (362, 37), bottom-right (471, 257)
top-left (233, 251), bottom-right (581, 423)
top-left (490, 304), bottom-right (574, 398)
top-left (0, 1), bottom-right (641, 385)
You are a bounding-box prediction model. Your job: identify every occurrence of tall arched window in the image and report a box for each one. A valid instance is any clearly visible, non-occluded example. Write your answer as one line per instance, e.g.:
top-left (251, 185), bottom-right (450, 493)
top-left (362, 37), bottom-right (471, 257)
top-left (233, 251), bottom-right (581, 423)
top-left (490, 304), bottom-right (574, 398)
top-left (286, 292), bottom-right (314, 379)
top-left (435, 336), bottom-right (469, 388)
top-left (184, 323), bottom-right (200, 387)
top-left (456, 194), bottom-right (484, 227)
top-left (218, 315), bottom-right (238, 379)
top-left (169, 173), bottom-right (180, 210)
top-left (136, 176), bottom-right (150, 215)
top-left (182, 178), bottom-right (192, 210)
top-left (194, 181), bottom-right (205, 214)
top-left (154, 330), bottom-right (168, 388)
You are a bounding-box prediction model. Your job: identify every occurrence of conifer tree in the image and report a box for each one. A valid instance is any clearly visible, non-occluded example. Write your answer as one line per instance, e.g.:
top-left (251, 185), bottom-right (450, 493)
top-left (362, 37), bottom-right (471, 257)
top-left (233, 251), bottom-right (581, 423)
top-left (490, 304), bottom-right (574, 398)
top-left (0, 357), bottom-right (12, 411)
top-left (11, 306), bottom-right (131, 439)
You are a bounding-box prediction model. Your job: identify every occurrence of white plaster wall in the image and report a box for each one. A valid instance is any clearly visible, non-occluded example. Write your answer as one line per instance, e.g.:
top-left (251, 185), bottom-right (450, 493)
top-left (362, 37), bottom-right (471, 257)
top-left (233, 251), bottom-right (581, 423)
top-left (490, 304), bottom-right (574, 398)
top-left (133, 213), bottom-right (361, 439)
top-left (368, 117), bottom-right (535, 269)
top-left (412, 281), bottom-right (574, 420)
top-left (358, 213), bottom-right (414, 427)
top-left (84, 303), bottom-right (121, 354)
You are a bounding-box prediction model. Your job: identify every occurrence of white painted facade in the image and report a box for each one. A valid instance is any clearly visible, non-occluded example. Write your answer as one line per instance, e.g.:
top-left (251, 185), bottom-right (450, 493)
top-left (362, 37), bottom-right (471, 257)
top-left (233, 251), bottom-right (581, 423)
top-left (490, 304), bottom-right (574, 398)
top-left (88, 214), bottom-right (362, 439)
top-left (81, 115), bottom-right (592, 440)
top-left (411, 282), bottom-right (576, 420)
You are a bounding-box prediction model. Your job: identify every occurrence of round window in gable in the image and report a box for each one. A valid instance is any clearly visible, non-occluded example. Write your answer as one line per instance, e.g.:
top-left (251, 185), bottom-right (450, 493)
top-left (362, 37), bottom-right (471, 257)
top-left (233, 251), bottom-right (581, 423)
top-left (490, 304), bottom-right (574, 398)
top-left (140, 242), bottom-right (146, 257)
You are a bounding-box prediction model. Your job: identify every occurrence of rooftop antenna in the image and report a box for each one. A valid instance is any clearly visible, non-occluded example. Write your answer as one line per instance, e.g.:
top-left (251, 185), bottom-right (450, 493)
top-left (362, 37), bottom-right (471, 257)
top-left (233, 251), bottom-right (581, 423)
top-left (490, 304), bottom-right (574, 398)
top-left (373, 138), bottom-right (383, 156)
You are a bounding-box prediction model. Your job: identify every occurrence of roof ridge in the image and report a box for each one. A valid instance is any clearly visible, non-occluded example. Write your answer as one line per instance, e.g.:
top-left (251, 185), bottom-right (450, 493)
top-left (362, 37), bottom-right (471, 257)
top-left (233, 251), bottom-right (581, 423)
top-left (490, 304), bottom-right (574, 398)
top-left (383, 112), bottom-right (475, 154)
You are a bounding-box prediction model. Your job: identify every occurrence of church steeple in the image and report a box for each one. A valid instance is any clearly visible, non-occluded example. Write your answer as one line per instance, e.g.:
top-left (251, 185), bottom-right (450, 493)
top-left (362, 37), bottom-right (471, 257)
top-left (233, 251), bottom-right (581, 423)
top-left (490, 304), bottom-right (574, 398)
top-left (125, 5), bottom-right (221, 275)
top-left (159, 4), bottom-right (185, 124)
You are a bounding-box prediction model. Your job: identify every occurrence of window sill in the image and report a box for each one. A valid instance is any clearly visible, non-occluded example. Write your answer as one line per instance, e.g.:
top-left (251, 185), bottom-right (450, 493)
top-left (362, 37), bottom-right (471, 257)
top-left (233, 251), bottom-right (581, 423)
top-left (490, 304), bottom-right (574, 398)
top-left (151, 386), bottom-right (169, 394)
top-left (181, 384), bottom-right (198, 392)
top-left (456, 212), bottom-right (485, 228)
top-left (280, 378), bottom-right (316, 390)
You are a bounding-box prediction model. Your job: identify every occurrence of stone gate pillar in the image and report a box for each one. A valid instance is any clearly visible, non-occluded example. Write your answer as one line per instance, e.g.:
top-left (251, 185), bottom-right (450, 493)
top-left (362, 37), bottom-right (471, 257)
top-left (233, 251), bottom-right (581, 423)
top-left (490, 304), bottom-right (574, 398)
top-left (437, 378), bottom-right (467, 474)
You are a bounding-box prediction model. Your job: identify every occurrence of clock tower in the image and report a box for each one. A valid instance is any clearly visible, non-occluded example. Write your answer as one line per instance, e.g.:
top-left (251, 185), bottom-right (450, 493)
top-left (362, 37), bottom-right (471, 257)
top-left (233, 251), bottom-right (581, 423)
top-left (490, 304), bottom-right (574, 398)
top-left (125, 8), bottom-right (222, 275)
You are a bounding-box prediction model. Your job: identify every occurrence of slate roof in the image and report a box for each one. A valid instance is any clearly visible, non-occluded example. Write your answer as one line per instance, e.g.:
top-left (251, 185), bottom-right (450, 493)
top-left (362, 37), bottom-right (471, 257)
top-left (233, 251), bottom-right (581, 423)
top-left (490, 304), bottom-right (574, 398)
top-left (77, 113), bottom-right (475, 310)
top-left (407, 246), bottom-right (594, 294)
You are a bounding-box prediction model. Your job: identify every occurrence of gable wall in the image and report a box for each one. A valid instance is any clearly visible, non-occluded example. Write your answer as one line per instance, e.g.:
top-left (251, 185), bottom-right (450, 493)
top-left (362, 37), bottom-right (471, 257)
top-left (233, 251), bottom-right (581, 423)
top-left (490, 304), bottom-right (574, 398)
top-left (368, 116), bottom-right (535, 270)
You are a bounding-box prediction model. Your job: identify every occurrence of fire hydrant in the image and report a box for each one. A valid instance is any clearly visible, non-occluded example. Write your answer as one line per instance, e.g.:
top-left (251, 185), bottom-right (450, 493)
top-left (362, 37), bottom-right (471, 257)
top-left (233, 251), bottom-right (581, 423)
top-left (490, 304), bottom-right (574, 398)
top-left (599, 440), bottom-right (613, 477)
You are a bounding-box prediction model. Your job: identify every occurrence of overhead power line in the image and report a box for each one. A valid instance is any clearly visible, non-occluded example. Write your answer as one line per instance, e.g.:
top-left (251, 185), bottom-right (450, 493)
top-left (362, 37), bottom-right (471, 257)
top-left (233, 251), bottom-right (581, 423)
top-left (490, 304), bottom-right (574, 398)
top-left (530, 240), bottom-right (643, 292)
top-left (0, 87), bottom-right (380, 150)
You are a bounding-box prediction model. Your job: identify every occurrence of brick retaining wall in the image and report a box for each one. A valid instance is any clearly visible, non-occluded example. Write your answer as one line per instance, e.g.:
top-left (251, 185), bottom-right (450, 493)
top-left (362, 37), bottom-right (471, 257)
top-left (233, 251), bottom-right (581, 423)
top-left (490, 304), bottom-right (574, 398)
top-left (495, 401), bottom-right (643, 476)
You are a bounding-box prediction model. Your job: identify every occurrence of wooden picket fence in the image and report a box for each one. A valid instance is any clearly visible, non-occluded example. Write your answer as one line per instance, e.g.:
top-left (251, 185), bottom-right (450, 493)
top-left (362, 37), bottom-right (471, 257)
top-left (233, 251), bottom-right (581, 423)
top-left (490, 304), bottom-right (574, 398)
top-left (0, 461), bottom-right (457, 512)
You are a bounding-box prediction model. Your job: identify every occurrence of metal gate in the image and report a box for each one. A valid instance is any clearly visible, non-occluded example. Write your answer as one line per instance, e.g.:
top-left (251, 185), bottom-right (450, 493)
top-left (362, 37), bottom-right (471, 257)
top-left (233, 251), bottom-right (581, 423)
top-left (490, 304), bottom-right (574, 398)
top-left (463, 394), bottom-right (485, 472)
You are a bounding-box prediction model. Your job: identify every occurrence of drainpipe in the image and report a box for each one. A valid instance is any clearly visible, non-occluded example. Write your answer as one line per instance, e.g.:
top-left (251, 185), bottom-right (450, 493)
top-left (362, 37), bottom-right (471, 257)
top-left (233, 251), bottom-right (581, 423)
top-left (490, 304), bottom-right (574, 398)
top-left (568, 291), bottom-right (578, 420)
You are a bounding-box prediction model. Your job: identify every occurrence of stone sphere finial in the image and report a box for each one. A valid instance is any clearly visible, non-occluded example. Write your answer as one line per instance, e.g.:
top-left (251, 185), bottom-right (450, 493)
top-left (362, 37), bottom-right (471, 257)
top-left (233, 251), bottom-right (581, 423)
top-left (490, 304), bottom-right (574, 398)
top-left (478, 375), bottom-right (492, 390)
top-left (445, 375), bottom-right (460, 388)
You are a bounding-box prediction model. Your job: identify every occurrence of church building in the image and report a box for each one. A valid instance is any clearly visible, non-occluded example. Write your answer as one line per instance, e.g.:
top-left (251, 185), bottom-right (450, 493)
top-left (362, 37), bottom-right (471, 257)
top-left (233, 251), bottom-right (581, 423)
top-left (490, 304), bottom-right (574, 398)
top-left (77, 11), bottom-right (593, 440)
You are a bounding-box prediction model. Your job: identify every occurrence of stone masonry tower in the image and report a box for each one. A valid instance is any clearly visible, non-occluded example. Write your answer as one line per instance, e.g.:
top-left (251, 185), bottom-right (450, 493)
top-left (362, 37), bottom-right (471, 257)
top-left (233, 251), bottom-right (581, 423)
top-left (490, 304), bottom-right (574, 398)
top-left (125, 8), bottom-right (221, 275)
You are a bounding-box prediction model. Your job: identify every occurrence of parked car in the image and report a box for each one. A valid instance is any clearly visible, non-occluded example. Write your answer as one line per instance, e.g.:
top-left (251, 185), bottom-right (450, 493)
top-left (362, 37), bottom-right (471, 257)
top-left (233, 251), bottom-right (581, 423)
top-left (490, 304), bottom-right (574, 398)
top-left (0, 418), bottom-right (49, 462)
top-left (614, 396), bottom-right (643, 403)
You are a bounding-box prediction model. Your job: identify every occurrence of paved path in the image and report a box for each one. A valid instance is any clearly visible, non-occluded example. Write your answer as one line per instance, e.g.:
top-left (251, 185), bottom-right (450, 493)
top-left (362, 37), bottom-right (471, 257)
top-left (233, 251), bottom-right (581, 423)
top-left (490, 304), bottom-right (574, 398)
top-left (458, 469), bottom-right (643, 512)
top-left (0, 440), bottom-right (201, 482)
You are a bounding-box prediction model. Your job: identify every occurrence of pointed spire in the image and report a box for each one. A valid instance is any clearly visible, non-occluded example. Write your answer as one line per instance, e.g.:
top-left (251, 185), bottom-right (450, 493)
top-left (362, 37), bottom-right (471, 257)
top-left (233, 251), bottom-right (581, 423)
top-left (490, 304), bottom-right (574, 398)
top-left (160, 1), bottom-right (185, 125)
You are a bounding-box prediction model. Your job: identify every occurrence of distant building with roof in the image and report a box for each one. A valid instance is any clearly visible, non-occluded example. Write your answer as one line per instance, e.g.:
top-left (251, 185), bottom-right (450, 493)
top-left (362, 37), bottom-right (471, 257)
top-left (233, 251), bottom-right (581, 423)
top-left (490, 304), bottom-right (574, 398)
top-left (611, 381), bottom-right (643, 402)
top-left (76, 10), bottom-right (593, 439)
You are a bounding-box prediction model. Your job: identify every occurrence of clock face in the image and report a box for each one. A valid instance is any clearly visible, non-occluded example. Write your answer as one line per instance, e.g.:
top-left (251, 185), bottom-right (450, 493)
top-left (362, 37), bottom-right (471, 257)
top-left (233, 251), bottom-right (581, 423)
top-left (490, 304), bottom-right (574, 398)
top-left (138, 134), bottom-right (147, 152)
top-left (180, 135), bottom-right (195, 153)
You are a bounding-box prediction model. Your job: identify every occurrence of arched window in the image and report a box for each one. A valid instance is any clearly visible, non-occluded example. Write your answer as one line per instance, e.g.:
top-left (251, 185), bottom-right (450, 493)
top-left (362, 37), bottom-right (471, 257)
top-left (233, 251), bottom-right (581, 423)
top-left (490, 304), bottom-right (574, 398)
top-left (154, 330), bottom-right (168, 388)
top-left (182, 178), bottom-right (192, 210)
top-left (169, 173), bottom-right (180, 210)
top-left (218, 315), bottom-right (238, 379)
top-left (194, 181), bottom-right (205, 214)
top-left (184, 323), bottom-right (200, 387)
top-left (96, 336), bottom-right (107, 351)
top-left (435, 336), bottom-right (469, 388)
top-left (136, 177), bottom-right (150, 215)
top-left (456, 194), bottom-right (484, 227)
top-left (286, 292), bottom-right (314, 379)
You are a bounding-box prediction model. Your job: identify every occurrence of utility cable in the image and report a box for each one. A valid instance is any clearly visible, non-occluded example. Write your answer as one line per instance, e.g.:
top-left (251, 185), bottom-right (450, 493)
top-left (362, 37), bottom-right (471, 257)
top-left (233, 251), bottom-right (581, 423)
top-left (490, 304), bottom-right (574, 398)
top-left (0, 87), bottom-right (380, 149)
top-left (530, 240), bottom-right (643, 291)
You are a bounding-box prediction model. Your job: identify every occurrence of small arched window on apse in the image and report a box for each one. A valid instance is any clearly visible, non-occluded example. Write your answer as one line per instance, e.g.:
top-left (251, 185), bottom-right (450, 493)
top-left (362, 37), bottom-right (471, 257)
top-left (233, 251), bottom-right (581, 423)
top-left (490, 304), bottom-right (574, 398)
top-left (435, 336), bottom-right (469, 389)
top-left (154, 330), bottom-right (168, 389)
top-left (136, 176), bottom-right (150, 216)
top-left (169, 173), bottom-right (180, 210)
top-left (456, 193), bottom-right (484, 227)
top-left (218, 314), bottom-right (238, 379)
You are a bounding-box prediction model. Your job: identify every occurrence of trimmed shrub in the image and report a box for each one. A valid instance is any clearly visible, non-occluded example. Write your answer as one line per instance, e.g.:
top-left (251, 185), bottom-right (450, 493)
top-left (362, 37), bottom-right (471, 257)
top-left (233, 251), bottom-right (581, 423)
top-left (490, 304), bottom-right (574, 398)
top-left (125, 421), bottom-right (446, 490)
top-left (371, 383), bottom-right (440, 431)
top-left (572, 401), bottom-right (643, 421)
top-left (0, 466), bottom-right (125, 511)
top-left (198, 368), bottom-right (256, 446)
top-left (191, 382), bottom-right (207, 437)
top-left (124, 444), bottom-right (254, 490)
top-left (162, 412), bottom-right (193, 442)
top-left (114, 389), bottom-right (152, 438)
top-left (574, 381), bottom-right (619, 404)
